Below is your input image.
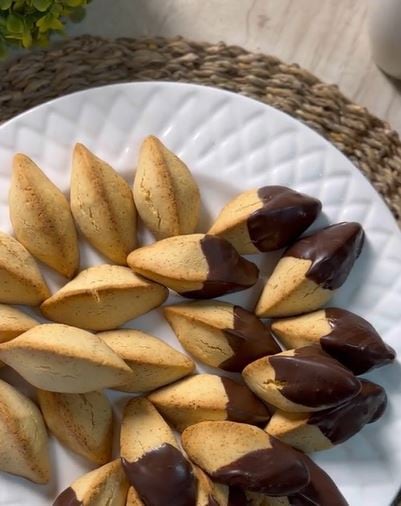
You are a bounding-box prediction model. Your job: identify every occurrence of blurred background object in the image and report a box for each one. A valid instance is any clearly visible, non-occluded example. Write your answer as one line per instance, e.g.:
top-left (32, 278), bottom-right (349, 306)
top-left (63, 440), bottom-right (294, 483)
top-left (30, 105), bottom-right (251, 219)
top-left (368, 0), bottom-right (401, 79)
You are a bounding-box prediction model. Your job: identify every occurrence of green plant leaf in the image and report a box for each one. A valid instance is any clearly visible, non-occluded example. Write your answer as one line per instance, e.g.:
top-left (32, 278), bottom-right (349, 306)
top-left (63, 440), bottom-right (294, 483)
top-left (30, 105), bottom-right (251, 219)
top-left (49, 15), bottom-right (63, 30)
top-left (22, 29), bottom-right (33, 48)
top-left (0, 0), bottom-right (12, 10)
top-left (32, 0), bottom-right (53, 12)
top-left (36, 13), bottom-right (52, 31)
top-left (7, 14), bottom-right (24, 33)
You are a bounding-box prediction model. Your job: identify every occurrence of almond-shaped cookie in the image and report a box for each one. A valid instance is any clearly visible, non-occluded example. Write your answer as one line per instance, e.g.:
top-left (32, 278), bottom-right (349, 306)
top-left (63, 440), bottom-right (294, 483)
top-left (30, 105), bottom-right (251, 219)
top-left (0, 304), bottom-right (38, 343)
top-left (53, 459), bottom-right (129, 506)
top-left (242, 345), bottom-right (361, 412)
top-left (71, 143), bottom-right (137, 264)
top-left (0, 323), bottom-right (132, 393)
top-left (272, 307), bottom-right (395, 375)
top-left (255, 222), bottom-right (364, 317)
top-left (266, 379), bottom-right (386, 453)
top-left (9, 153), bottom-right (79, 278)
top-left (209, 186), bottom-right (322, 254)
top-left (0, 231), bottom-right (50, 305)
top-left (40, 265), bottom-right (168, 331)
top-left (148, 374), bottom-right (270, 431)
top-left (120, 397), bottom-right (197, 506)
top-left (128, 234), bottom-right (259, 298)
top-left (164, 301), bottom-right (280, 372)
top-left (99, 329), bottom-right (194, 392)
top-left (37, 389), bottom-right (113, 464)
top-left (0, 379), bottom-right (49, 483)
top-left (133, 135), bottom-right (200, 239)
top-left (181, 421), bottom-right (309, 496)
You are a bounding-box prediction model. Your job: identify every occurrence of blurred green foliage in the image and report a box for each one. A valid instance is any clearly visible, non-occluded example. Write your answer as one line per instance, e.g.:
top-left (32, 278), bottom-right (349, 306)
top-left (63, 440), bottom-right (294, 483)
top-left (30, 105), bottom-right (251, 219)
top-left (0, 0), bottom-right (91, 56)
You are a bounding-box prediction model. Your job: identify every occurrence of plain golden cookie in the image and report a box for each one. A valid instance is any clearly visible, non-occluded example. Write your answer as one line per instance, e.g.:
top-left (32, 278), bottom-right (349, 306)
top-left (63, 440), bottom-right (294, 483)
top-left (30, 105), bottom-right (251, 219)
top-left (0, 323), bottom-right (132, 393)
top-left (0, 231), bottom-right (50, 305)
top-left (133, 135), bottom-right (200, 239)
top-left (9, 153), bottom-right (79, 278)
top-left (71, 143), bottom-right (137, 264)
top-left (99, 329), bottom-right (194, 392)
top-left (40, 264), bottom-right (168, 331)
top-left (0, 304), bottom-right (38, 343)
top-left (37, 389), bottom-right (113, 464)
top-left (0, 379), bottom-right (49, 483)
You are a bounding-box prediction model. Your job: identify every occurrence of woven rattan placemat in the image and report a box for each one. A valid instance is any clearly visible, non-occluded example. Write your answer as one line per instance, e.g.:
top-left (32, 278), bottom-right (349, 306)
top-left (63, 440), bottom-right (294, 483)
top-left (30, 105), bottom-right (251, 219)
top-left (0, 35), bottom-right (400, 226)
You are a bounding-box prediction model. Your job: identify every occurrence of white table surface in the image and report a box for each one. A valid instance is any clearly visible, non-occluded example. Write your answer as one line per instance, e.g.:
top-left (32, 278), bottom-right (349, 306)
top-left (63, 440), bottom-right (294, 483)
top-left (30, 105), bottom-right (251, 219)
top-left (67, 0), bottom-right (401, 133)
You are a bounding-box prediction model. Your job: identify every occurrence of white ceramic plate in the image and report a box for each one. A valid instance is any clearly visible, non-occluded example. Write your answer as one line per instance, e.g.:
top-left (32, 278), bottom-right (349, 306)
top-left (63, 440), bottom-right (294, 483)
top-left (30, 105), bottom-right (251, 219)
top-left (0, 82), bottom-right (400, 506)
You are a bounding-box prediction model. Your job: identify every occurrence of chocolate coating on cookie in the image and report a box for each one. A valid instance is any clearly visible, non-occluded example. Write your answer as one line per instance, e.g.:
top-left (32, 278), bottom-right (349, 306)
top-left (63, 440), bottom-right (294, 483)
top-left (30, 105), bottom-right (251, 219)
top-left (284, 222), bottom-right (364, 290)
top-left (211, 437), bottom-right (309, 496)
top-left (122, 443), bottom-right (197, 506)
top-left (308, 379), bottom-right (387, 444)
top-left (53, 487), bottom-right (82, 506)
top-left (228, 488), bottom-right (247, 506)
top-left (221, 306), bottom-right (280, 371)
top-left (321, 308), bottom-right (395, 374)
top-left (184, 235), bottom-right (259, 298)
top-left (289, 454), bottom-right (348, 506)
top-left (269, 345), bottom-right (361, 408)
top-left (221, 377), bottom-right (271, 424)
top-left (247, 186), bottom-right (321, 251)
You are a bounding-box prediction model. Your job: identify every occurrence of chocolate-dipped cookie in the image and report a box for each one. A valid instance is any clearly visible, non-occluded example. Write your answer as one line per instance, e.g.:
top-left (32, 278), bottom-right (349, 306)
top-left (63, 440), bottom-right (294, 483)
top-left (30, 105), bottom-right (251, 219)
top-left (127, 234), bottom-right (259, 298)
top-left (209, 186), bottom-right (321, 255)
top-left (40, 264), bottom-right (168, 331)
top-left (38, 390), bottom-right (113, 464)
top-left (0, 379), bottom-right (50, 484)
top-left (163, 301), bottom-right (280, 372)
top-left (242, 345), bottom-right (361, 412)
top-left (71, 143), bottom-right (137, 264)
top-left (0, 231), bottom-right (50, 306)
top-left (0, 304), bottom-right (38, 343)
top-left (99, 329), bottom-right (194, 392)
top-left (0, 323), bottom-right (132, 393)
top-left (126, 465), bottom-right (228, 506)
top-left (287, 454), bottom-right (348, 506)
top-left (266, 379), bottom-right (386, 452)
top-left (53, 459), bottom-right (129, 506)
top-left (148, 374), bottom-right (270, 431)
top-left (181, 421), bottom-right (309, 496)
top-left (120, 397), bottom-right (197, 506)
top-left (9, 153), bottom-right (79, 278)
top-left (133, 135), bottom-right (201, 239)
top-left (272, 308), bottom-right (395, 375)
top-left (255, 222), bottom-right (364, 317)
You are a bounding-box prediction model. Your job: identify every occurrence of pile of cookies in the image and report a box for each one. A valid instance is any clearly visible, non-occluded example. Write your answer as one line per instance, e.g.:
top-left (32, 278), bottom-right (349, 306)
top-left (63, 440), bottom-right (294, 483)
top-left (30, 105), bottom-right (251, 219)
top-left (0, 135), bottom-right (395, 505)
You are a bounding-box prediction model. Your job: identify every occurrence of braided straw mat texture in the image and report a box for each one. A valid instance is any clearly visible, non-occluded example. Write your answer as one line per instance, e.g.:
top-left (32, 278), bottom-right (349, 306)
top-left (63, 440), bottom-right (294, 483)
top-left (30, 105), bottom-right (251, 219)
top-left (0, 34), bottom-right (400, 225)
